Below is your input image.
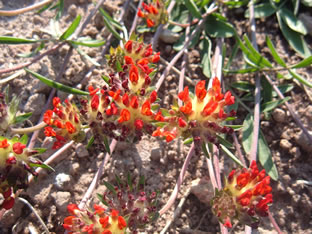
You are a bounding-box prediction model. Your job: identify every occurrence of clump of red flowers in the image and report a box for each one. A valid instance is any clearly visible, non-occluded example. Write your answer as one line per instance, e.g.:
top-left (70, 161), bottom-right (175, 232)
top-left (0, 137), bottom-right (43, 210)
top-left (63, 203), bottom-right (127, 234)
top-left (138, 0), bottom-right (168, 27)
top-left (211, 161), bottom-right (273, 228)
top-left (152, 77), bottom-right (236, 154)
top-left (80, 37), bottom-right (162, 144)
top-left (43, 97), bottom-right (85, 149)
top-left (99, 175), bottom-right (159, 233)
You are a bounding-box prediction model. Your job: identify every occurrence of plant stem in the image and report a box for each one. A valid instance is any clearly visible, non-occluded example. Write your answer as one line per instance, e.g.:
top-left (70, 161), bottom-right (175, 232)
top-left (159, 143), bottom-right (195, 215)
top-left (129, 0), bottom-right (144, 35)
top-left (10, 121), bottom-right (47, 134)
top-left (78, 139), bottom-right (117, 209)
top-left (248, 1), bottom-right (260, 164)
top-left (18, 197), bottom-right (50, 234)
top-left (0, 0), bottom-right (53, 16)
top-left (0, 42), bottom-right (65, 75)
top-left (268, 210), bottom-right (284, 234)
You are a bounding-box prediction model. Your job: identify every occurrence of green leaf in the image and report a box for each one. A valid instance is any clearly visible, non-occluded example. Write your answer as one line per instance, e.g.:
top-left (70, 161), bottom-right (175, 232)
top-left (98, 7), bottom-right (123, 30)
top-left (86, 136), bottom-right (94, 149)
top-left (60, 15), bottom-right (81, 40)
top-left (183, 138), bottom-right (193, 145)
top-left (224, 67), bottom-right (259, 74)
top-left (302, 0), bottom-right (312, 7)
top-left (127, 173), bottom-right (133, 191)
top-left (279, 7), bottom-right (307, 35)
top-left (14, 112), bottom-right (32, 124)
top-left (199, 36), bottom-right (212, 78)
top-left (231, 81), bottom-right (254, 92)
top-left (261, 76), bottom-right (273, 104)
top-left (18, 42), bottom-right (45, 58)
top-left (289, 69), bottom-right (312, 88)
top-left (184, 0), bottom-right (202, 19)
top-left (216, 135), bottom-right (233, 149)
top-left (103, 135), bottom-right (111, 154)
top-left (55, 0), bottom-right (64, 20)
top-left (33, 148), bottom-right (48, 154)
top-left (29, 163), bottom-right (55, 171)
top-left (0, 36), bottom-right (39, 44)
top-left (202, 142), bottom-right (210, 158)
top-left (258, 131), bottom-right (278, 180)
top-left (97, 193), bottom-right (109, 206)
top-left (69, 39), bottom-right (105, 47)
top-left (76, 47), bottom-right (100, 66)
top-left (99, 8), bottom-right (122, 41)
top-left (103, 181), bottom-right (117, 195)
top-left (272, 84), bottom-right (294, 97)
top-left (277, 12), bottom-right (311, 58)
top-left (205, 15), bottom-right (235, 38)
top-left (25, 68), bottom-right (89, 95)
top-left (242, 113), bottom-right (253, 155)
top-left (291, 55), bottom-right (312, 68)
top-left (243, 35), bottom-right (272, 68)
top-left (220, 145), bottom-right (245, 167)
top-left (20, 134), bottom-right (28, 145)
top-left (101, 75), bottom-right (110, 84)
top-left (261, 97), bottom-right (291, 112)
top-left (245, 3), bottom-right (276, 18)
top-left (223, 124), bottom-right (243, 130)
top-left (265, 36), bottom-right (287, 67)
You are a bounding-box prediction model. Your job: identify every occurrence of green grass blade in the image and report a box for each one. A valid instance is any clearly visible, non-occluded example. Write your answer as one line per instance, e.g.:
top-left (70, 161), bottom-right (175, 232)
top-left (60, 15), bottom-right (81, 40)
top-left (290, 55), bottom-right (312, 68)
top-left (0, 36), bottom-right (40, 44)
top-left (265, 35), bottom-right (287, 67)
top-left (25, 68), bottom-right (89, 95)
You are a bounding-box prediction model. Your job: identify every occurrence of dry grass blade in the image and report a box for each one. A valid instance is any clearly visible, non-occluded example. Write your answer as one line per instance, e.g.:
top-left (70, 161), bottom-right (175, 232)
top-left (0, 0), bottom-right (53, 16)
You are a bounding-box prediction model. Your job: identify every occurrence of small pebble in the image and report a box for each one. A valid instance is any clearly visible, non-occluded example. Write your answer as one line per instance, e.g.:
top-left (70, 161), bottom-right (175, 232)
top-left (76, 143), bottom-right (89, 158)
top-left (273, 108), bottom-right (286, 123)
top-left (68, 4), bottom-right (77, 17)
top-left (151, 148), bottom-right (162, 161)
top-left (280, 139), bottom-right (292, 150)
top-left (290, 147), bottom-right (301, 158)
top-left (295, 131), bottom-right (312, 152)
top-left (52, 191), bottom-right (71, 212)
top-left (54, 173), bottom-right (72, 190)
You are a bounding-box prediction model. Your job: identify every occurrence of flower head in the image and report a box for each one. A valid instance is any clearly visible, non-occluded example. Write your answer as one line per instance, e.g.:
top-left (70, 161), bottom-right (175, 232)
top-left (0, 137), bottom-right (44, 210)
top-left (152, 77), bottom-right (235, 154)
top-left (100, 175), bottom-right (159, 233)
top-left (43, 98), bottom-right (85, 149)
top-left (138, 0), bottom-right (168, 27)
top-left (63, 204), bottom-right (127, 234)
top-left (211, 161), bottom-right (273, 228)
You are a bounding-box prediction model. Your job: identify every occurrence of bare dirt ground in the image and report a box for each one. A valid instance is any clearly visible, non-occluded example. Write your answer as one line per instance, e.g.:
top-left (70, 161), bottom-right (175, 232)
top-left (0, 0), bottom-right (311, 233)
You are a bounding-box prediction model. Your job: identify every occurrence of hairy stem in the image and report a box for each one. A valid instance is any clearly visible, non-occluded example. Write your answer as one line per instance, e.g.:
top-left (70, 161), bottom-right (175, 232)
top-left (159, 143), bottom-right (195, 215)
top-left (10, 121), bottom-right (47, 134)
top-left (0, 0), bottom-right (53, 16)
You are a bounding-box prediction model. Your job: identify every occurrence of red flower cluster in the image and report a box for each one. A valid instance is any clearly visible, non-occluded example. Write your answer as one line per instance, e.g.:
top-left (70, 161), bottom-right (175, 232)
top-left (43, 97), bottom-right (84, 149)
top-left (0, 137), bottom-right (42, 210)
top-left (211, 161), bottom-right (273, 228)
top-left (63, 204), bottom-right (127, 234)
top-left (138, 0), bottom-right (168, 27)
top-left (152, 77), bottom-right (235, 154)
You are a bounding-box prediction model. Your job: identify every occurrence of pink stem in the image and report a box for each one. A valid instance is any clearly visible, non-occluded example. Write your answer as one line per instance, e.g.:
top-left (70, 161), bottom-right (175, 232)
top-left (268, 210), bottom-right (284, 234)
top-left (0, 42), bottom-right (65, 75)
top-left (159, 143), bottom-right (195, 215)
top-left (232, 132), bottom-right (247, 167)
top-left (129, 0), bottom-right (143, 35)
top-left (78, 139), bottom-right (117, 209)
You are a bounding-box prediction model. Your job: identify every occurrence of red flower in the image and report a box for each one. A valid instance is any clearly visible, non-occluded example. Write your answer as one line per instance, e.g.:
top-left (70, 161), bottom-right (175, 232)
top-left (67, 204), bottom-right (79, 215)
top-left (124, 40), bottom-right (132, 52)
top-left (65, 122), bottom-right (76, 134)
top-left (178, 86), bottom-right (189, 102)
top-left (0, 139), bottom-right (10, 148)
top-left (195, 80), bottom-right (207, 101)
top-left (134, 119), bottom-right (144, 130)
top-left (44, 126), bottom-right (56, 137)
top-left (130, 96), bottom-right (139, 109)
top-left (180, 101), bottom-right (192, 115)
top-left (129, 65), bottom-right (139, 84)
top-left (118, 109), bottom-right (131, 123)
top-left (91, 94), bottom-right (99, 110)
top-left (141, 100), bottom-right (152, 116)
top-left (43, 110), bottom-right (53, 125)
top-left (118, 216), bottom-right (127, 230)
top-left (2, 197), bottom-right (14, 210)
top-left (12, 142), bottom-right (26, 154)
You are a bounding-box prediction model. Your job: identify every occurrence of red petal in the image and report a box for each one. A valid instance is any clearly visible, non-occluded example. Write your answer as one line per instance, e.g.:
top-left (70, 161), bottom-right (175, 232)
top-left (195, 80), bottom-right (207, 101)
top-left (178, 86), bottom-right (189, 102)
top-left (118, 109), bottom-right (131, 123)
top-left (12, 142), bottom-right (26, 154)
top-left (124, 40), bottom-right (132, 52)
